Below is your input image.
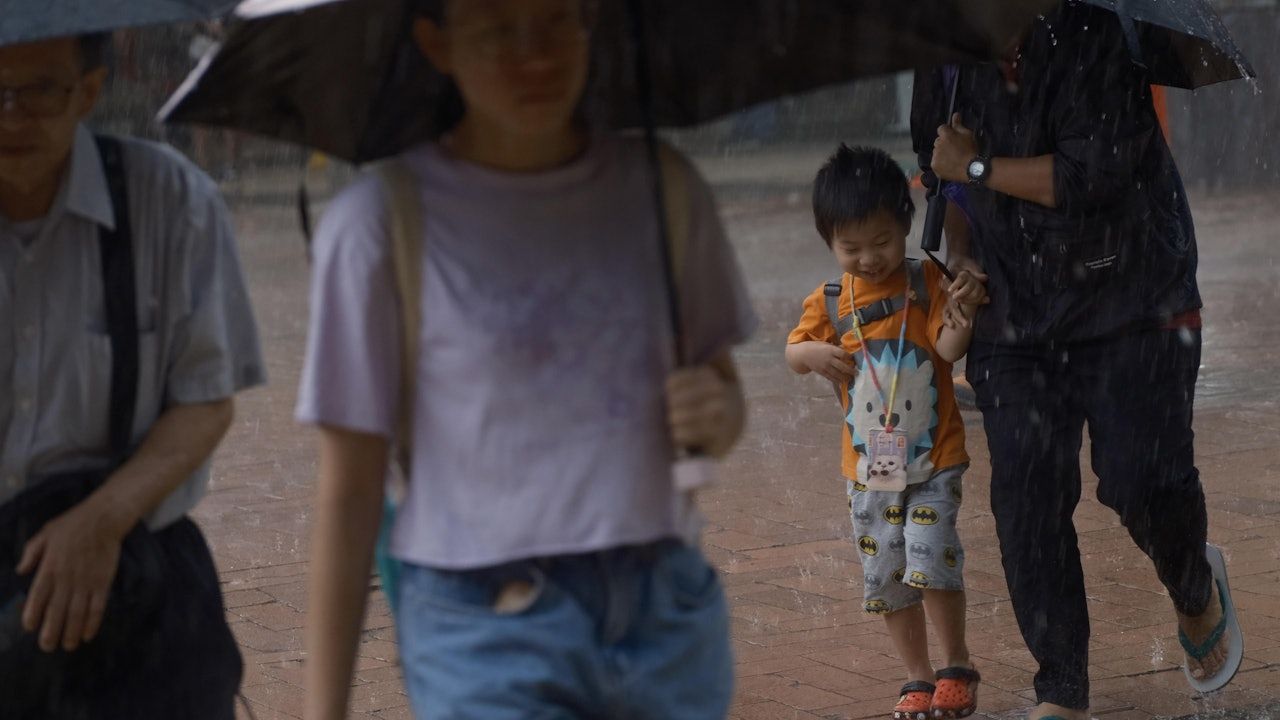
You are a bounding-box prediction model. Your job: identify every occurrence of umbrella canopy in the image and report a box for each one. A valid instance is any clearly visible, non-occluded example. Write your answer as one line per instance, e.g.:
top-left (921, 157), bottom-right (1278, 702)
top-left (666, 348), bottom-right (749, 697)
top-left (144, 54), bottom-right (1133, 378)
top-left (0, 0), bottom-right (239, 47)
top-left (161, 0), bottom-right (1058, 163)
top-left (1081, 0), bottom-right (1255, 88)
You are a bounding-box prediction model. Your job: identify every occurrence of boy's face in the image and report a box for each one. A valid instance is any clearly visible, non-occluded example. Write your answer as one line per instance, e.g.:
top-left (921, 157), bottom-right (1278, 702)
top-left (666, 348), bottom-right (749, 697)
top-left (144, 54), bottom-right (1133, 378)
top-left (0, 38), bottom-right (105, 198)
top-left (416, 0), bottom-right (591, 139)
top-left (830, 210), bottom-right (908, 285)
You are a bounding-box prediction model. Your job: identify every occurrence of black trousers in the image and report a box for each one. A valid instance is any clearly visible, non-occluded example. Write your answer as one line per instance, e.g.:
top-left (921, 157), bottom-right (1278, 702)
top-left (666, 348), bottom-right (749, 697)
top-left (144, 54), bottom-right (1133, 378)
top-left (967, 326), bottom-right (1212, 710)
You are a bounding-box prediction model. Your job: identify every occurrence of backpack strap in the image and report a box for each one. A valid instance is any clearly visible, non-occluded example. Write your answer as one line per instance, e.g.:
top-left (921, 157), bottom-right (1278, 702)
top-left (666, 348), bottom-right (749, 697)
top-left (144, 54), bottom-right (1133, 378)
top-left (825, 259), bottom-right (932, 340)
top-left (95, 135), bottom-right (139, 465)
top-left (823, 279), bottom-right (852, 340)
top-left (372, 159), bottom-right (422, 479)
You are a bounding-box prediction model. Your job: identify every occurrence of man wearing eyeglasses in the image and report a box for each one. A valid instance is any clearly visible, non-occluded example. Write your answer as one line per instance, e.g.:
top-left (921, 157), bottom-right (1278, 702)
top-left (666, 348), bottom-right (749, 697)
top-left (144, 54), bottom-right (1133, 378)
top-left (0, 34), bottom-right (263, 719)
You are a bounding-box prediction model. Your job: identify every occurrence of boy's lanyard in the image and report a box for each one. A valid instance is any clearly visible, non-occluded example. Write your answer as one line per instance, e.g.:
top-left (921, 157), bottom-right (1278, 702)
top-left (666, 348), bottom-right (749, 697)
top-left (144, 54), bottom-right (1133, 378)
top-left (849, 285), bottom-right (912, 433)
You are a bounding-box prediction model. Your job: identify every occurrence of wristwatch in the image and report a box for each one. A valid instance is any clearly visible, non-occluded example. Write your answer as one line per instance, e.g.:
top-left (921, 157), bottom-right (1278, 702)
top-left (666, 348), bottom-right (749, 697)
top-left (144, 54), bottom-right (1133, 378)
top-left (966, 155), bottom-right (991, 185)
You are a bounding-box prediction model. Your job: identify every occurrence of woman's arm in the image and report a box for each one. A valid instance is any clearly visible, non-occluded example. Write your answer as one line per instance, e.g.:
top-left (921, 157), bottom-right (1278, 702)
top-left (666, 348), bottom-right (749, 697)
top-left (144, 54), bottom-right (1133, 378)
top-left (304, 426), bottom-right (389, 720)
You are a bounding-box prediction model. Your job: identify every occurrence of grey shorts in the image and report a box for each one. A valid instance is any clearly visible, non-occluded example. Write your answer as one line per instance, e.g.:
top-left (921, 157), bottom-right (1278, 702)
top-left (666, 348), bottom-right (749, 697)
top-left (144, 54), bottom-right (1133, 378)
top-left (847, 465), bottom-right (967, 615)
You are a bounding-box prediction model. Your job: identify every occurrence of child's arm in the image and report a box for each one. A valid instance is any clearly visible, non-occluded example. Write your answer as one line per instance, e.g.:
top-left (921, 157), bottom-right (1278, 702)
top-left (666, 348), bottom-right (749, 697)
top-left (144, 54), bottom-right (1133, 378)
top-left (934, 270), bottom-right (989, 362)
top-left (785, 341), bottom-right (857, 383)
top-left (667, 351), bottom-right (746, 458)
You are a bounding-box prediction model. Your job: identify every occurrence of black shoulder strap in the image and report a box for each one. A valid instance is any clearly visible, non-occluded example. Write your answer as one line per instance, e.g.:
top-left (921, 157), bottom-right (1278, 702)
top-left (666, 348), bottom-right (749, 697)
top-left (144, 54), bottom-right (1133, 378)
top-left (823, 279), bottom-right (852, 340)
top-left (95, 135), bottom-right (138, 464)
top-left (830, 260), bottom-right (933, 333)
top-left (905, 258), bottom-right (931, 316)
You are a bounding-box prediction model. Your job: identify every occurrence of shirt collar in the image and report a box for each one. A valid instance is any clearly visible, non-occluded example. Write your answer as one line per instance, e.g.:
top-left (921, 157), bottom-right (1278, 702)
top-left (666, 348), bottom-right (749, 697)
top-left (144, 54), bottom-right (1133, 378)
top-left (60, 124), bottom-right (116, 231)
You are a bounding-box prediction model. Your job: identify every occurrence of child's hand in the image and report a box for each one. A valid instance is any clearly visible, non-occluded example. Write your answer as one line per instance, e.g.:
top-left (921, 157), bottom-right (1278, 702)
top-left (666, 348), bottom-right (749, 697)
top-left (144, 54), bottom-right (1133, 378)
top-left (794, 342), bottom-right (857, 384)
top-left (666, 364), bottom-right (743, 458)
top-left (947, 269), bottom-right (989, 307)
top-left (942, 297), bottom-right (969, 330)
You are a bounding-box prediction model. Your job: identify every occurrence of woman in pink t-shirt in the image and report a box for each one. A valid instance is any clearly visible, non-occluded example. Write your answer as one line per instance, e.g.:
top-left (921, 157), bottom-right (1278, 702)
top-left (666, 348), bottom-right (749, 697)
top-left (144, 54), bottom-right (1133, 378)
top-left (296, 1), bottom-right (757, 718)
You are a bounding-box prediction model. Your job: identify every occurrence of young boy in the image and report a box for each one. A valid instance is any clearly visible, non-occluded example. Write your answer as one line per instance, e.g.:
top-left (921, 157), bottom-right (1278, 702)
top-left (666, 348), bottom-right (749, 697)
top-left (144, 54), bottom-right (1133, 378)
top-left (785, 145), bottom-right (986, 720)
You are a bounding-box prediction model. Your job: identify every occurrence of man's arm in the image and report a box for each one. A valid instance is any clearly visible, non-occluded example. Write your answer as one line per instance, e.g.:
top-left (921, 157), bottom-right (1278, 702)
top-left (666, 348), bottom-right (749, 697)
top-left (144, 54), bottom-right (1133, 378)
top-left (304, 426), bottom-right (388, 720)
top-left (932, 114), bottom-right (1057, 208)
top-left (19, 399), bottom-right (234, 652)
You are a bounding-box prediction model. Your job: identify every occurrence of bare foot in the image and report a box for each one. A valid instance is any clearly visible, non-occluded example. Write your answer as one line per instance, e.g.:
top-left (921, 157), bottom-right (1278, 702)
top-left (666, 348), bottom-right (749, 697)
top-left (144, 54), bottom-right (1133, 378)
top-left (1178, 588), bottom-right (1228, 680)
top-left (1029, 702), bottom-right (1089, 720)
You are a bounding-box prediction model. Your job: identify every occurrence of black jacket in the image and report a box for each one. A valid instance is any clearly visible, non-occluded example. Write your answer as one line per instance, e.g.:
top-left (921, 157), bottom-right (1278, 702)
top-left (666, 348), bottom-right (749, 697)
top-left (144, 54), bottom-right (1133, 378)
top-left (912, 2), bottom-right (1201, 344)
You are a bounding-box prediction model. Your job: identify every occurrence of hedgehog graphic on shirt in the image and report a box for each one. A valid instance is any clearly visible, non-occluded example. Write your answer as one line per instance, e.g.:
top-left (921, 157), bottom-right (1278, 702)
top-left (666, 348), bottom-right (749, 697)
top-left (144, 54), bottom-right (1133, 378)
top-left (847, 338), bottom-right (939, 485)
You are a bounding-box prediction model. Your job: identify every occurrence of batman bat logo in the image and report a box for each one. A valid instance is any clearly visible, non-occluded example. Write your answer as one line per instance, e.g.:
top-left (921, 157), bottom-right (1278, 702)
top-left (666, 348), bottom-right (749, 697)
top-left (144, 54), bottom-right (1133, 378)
top-left (852, 480), bottom-right (868, 493)
top-left (944, 547), bottom-right (959, 568)
top-left (883, 505), bottom-right (905, 525)
top-left (908, 571), bottom-right (931, 588)
top-left (858, 536), bottom-right (879, 556)
top-left (950, 483), bottom-right (963, 503)
top-left (864, 599), bottom-right (892, 615)
top-left (892, 567), bottom-right (906, 584)
top-left (911, 507), bottom-right (940, 525)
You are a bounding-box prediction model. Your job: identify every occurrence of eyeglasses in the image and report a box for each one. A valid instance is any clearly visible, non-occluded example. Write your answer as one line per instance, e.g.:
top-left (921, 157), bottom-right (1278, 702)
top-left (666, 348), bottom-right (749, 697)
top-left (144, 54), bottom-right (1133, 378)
top-left (0, 82), bottom-right (75, 118)
top-left (452, 11), bottom-right (590, 62)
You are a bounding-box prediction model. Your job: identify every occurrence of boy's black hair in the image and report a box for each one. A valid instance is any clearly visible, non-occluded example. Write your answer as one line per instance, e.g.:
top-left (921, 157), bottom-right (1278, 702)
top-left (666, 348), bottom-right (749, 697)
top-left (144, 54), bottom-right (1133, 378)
top-left (812, 144), bottom-right (915, 247)
top-left (77, 32), bottom-right (112, 72)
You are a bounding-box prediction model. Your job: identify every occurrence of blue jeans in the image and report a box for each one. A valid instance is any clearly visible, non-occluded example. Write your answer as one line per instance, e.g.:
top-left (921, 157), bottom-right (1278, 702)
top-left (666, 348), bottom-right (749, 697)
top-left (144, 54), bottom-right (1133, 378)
top-left (396, 540), bottom-right (733, 719)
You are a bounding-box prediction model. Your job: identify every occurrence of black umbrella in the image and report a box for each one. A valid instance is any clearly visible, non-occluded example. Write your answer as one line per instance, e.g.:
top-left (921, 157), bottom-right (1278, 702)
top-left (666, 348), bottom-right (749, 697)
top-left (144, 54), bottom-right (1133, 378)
top-left (1083, 0), bottom-right (1256, 89)
top-left (161, 0), bottom-right (1057, 164)
top-left (0, 0), bottom-right (238, 46)
top-left (161, 0), bottom-right (1055, 369)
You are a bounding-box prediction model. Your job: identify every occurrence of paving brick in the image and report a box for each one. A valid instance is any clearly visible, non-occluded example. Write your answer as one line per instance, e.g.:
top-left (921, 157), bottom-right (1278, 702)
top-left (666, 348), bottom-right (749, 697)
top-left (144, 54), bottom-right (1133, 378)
top-left (203, 182), bottom-right (1280, 720)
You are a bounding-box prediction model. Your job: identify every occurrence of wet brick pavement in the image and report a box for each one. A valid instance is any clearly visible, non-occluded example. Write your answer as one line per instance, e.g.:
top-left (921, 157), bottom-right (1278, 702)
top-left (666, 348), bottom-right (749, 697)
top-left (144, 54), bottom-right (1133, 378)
top-left (200, 155), bottom-right (1280, 720)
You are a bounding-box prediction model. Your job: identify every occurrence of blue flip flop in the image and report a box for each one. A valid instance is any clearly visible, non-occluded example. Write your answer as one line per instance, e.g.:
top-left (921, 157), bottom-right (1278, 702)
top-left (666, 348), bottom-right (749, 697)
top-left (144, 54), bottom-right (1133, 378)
top-left (1180, 543), bottom-right (1244, 693)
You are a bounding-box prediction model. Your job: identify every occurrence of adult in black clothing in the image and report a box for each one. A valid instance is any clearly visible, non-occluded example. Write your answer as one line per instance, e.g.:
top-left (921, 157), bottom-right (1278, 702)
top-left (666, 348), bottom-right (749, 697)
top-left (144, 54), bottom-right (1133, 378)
top-left (911, 3), bottom-right (1238, 718)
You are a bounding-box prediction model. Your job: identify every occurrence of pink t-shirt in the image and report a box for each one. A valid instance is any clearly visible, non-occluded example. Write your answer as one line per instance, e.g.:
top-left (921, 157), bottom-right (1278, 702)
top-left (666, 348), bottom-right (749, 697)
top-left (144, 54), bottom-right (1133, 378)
top-left (296, 133), bottom-right (756, 569)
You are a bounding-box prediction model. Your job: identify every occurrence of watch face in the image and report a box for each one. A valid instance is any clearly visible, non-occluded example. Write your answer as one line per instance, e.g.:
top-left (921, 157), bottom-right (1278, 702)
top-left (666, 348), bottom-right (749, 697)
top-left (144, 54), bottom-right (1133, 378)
top-left (968, 159), bottom-right (987, 180)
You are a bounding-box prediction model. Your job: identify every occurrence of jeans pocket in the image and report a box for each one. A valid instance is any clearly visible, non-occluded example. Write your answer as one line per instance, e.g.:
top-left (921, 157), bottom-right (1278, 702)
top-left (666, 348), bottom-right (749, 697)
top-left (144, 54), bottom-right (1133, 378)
top-left (659, 543), bottom-right (720, 610)
top-left (402, 562), bottom-right (547, 619)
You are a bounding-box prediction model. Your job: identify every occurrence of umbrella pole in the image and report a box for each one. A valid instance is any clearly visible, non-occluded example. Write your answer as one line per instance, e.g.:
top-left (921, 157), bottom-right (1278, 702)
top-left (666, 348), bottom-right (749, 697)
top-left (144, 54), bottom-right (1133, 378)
top-left (920, 67), bottom-right (960, 282)
top-left (626, 0), bottom-right (687, 368)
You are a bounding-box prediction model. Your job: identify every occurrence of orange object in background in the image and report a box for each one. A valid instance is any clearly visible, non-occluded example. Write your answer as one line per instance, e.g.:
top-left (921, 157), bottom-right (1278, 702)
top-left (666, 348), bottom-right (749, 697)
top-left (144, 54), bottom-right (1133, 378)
top-left (1152, 84), bottom-right (1171, 144)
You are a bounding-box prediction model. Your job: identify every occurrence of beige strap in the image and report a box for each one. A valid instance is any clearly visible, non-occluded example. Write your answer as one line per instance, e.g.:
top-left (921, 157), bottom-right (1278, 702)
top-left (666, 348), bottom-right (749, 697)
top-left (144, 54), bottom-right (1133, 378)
top-left (372, 159), bottom-right (422, 480)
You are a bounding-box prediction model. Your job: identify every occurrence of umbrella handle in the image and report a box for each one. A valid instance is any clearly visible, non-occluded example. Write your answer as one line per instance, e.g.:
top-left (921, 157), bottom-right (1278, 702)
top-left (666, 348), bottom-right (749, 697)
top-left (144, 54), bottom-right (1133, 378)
top-left (921, 65), bottom-right (961, 256)
top-left (921, 189), bottom-right (948, 253)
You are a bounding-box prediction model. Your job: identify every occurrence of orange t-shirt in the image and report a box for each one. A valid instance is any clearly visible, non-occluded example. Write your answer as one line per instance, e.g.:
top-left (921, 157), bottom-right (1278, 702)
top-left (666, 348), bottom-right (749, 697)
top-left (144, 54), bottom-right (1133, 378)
top-left (787, 262), bottom-right (969, 483)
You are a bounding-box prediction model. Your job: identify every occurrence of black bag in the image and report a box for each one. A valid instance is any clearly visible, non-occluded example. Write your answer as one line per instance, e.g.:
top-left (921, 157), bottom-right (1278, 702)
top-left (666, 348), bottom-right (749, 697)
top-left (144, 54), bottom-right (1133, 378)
top-left (0, 136), bottom-right (242, 720)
